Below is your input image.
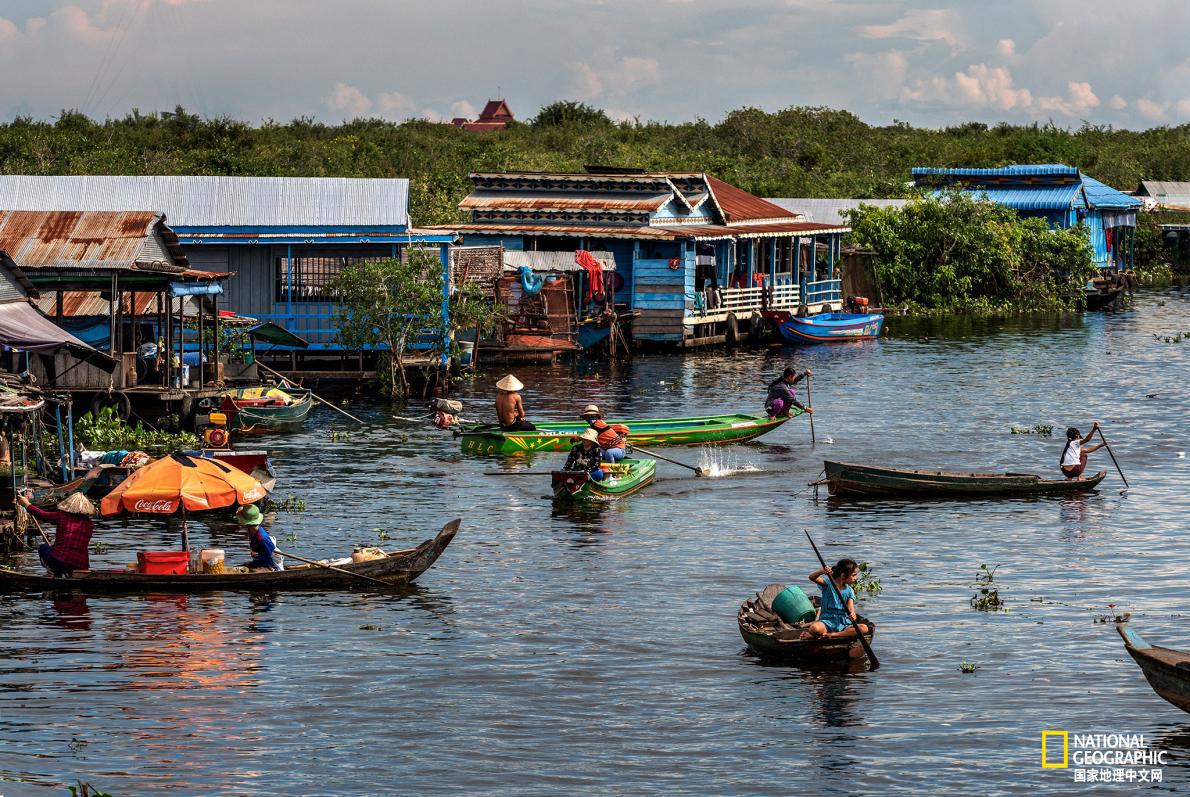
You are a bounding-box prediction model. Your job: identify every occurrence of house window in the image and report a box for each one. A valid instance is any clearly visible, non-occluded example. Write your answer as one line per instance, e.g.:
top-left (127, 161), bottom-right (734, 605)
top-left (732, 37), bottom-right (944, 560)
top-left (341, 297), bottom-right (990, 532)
top-left (275, 256), bottom-right (387, 302)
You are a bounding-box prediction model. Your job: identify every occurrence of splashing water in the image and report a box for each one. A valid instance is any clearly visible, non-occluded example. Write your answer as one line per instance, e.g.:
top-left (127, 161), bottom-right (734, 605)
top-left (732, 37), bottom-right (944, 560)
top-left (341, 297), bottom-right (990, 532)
top-left (697, 447), bottom-right (763, 478)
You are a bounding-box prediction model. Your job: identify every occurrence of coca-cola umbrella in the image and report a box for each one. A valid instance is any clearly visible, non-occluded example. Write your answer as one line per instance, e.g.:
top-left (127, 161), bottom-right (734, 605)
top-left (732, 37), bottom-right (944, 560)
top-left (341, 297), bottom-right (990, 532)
top-left (101, 452), bottom-right (268, 552)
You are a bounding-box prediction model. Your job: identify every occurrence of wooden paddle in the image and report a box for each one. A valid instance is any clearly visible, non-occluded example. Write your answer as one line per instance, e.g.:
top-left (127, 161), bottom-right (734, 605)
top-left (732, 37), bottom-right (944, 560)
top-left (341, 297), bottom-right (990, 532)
top-left (630, 445), bottom-right (709, 477)
top-left (803, 528), bottom-right (879, 670)
top-left (1097, 426), bottom-right (1129, 488)
top-left (276, 548), bottom-right (395, 588)
top-left (806, 375), bottom-right (816, 445)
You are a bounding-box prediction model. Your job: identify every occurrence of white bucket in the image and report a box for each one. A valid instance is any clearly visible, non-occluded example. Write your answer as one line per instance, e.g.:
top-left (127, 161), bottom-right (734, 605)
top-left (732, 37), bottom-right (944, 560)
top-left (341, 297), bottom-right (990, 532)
top-left (200, 548), bottom-right (225, 574)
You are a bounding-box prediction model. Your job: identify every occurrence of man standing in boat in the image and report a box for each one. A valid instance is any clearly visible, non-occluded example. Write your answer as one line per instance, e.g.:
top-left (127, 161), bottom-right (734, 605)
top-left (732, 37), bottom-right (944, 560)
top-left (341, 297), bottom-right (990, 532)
top-left (580, 405), bottom-right (630, 463)
top-left (765, 366), bottom-right (813, 419)
top-left (495, 375), bottom-right (536, 431)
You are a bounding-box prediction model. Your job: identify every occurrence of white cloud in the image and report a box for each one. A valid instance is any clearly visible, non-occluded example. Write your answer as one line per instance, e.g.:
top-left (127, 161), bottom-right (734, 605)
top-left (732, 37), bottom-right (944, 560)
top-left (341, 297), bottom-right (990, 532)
top-left (901, 66), bottom-right (1102, 118)
top-left (449, 100), bottom-right (478, 120)
top-left (845, 50), bottom-right (909, 96)
top-left (376, 91), bottom-right (417, 120)
top-left (568, 51), bottom-right (661, 103)
top-left (1177, 99), bottom-right (1190, 118)
top-left (861, 9), bottom-right (961, 49)
top-left (997, 39), bottom-right (1015, 57)
top-left (568, 63), bottom-right (603, 100)
top-left (1135, 97), bottom-right (1167, 120)
top-left (323, 82), bottom-right (372, 118)
top-left (1110, 95), bottom-right (1128, 110)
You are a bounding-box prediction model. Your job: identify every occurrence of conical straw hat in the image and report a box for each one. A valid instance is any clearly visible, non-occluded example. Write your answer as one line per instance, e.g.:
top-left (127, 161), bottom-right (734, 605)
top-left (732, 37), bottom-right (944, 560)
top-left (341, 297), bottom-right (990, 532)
top-left (495, 375), bottom-right (524, 392)
top-left (57, 492), bottom-right (96, 516)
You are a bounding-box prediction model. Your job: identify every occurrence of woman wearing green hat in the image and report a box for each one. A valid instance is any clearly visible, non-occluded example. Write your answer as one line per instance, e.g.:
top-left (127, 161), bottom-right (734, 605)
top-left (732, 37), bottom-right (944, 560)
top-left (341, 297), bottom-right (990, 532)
top-left (235, 504), bottom-right (283, 572)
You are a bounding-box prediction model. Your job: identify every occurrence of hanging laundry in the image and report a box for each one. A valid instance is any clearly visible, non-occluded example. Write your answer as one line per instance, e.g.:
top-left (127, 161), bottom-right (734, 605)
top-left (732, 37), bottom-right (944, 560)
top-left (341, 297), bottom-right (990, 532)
top-left (574, 250), bottom-right (605, 305)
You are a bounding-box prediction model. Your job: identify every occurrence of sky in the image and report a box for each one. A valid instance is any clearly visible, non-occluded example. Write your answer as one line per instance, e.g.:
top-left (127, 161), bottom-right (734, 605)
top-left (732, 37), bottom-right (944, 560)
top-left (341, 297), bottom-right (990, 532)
top-left (1, 0), bottom-right (1188, 129)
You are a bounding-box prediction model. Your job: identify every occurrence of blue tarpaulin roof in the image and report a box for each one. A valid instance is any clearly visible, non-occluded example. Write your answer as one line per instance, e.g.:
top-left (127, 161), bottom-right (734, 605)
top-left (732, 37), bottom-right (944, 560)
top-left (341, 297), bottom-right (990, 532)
top-left (912, 164), bottom-right (1139, 212)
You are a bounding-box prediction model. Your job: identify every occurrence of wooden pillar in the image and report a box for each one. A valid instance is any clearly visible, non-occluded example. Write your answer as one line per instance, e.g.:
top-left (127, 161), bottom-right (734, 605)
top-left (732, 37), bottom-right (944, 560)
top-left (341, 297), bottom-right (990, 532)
top-left (793, 236), bottom-right (801, 297)
top-left (109, 273), bottom-right (118, 353)
top-left (630, 240), bottom-right (639, 309)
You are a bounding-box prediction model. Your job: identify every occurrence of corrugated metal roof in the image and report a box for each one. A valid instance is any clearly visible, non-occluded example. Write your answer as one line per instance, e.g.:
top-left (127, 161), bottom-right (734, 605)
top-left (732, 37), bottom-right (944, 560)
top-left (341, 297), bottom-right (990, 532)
top-left (460, 191), bottom-right (670, 212)
top-left (656, 221), bottom-right (850, 240)
top-left (912, 164), bottom-right (1080, 179)
top-left (0, 176), bottom-right (410, 228)
top-left (446, 223), bottom-right (673, 239)
top-left (502, 251), bottom-right (617, 272)
top-left (704, 175), bottom-right (801, 223)
top-left (33, 290), bottom-right (161, 317)
top-left (1080, 176), bottom-right (1142, 209)
top-left (967, 185), bottom-right (1084, 211)
top-left (912, 164), bottom-right (1138, 211)
top-left (0, 263), bottom-right (30, 304)
top-left (1138, 180), bottom-right (1190, 198)
top-left (766, 198), bottom-right (909, 226)
top-left (0, 211), bottom-right (188, 271)
top-left (443, 220), bottom-right (847, 241)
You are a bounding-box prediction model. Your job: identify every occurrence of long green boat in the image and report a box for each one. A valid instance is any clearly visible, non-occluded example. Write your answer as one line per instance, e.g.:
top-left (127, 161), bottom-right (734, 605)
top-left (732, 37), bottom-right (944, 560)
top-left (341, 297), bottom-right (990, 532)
top-left (551, 459), bottom-right (656, 501)
top-left (460, 411), bottom-right (798, 455)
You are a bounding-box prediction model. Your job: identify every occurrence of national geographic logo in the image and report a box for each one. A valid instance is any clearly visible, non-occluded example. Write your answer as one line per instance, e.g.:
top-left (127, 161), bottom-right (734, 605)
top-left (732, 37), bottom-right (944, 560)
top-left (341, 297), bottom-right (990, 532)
top-left (1043, 731), bottom-right (1168, 784)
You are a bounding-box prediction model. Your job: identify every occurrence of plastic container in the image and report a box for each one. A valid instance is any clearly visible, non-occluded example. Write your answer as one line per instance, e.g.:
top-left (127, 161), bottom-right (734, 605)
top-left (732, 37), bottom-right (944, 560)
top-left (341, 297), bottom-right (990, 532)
top-left (138, 550), bottom-right (190, 575)
top-left (771, 585), bottom-right (816, 624)
top-left (199, 549), bottom-right (225, 574)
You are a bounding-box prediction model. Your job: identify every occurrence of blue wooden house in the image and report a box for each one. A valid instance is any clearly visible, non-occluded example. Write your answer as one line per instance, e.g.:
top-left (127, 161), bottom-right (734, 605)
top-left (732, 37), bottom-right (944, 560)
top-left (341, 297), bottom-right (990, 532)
top-left (0, 176), bottom-right (455, 363)
top-left (912, 164), bottom-right (1141, 270)
top-left (440, 170), bottom-right (849, 347)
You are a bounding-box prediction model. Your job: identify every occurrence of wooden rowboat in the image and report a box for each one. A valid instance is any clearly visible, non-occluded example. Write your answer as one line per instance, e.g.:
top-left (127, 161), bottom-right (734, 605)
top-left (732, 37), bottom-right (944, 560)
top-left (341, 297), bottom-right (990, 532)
top-left (460, 412), bottom-right (796, 455)
top-left (764, 310), bottom-right (884, 344)
top-left (0, 520), bottom-right (459, 593)
top-left (551, 459), bottom-right (656, 501)
top-left (738, 586), bottom-right (875, 664)
top-left (1118, 624), bottom-right (1190, 713)
top-left (823, 460), bottom-right (1107, 498)
top-left (220, 387), bottom-right (314, 433)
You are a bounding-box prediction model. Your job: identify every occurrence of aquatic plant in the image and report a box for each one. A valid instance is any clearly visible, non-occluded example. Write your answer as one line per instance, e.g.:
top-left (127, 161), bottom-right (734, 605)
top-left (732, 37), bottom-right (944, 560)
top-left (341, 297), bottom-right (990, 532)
top-left (1010, 424), bottom-right (1053, 436)
top-left (970, 564), bottom-right (1006, 612)
top-left (74, 407), bottom-right (199, 453)
top-left (358, 623), bottom-right (382, 631)
top-left (1152, 331), bottom-right (1190, 343)
top-left (264, 494), bottom-right (307, 513)
top-left (855, 562), bottom-right (883, 595)
top-left (90, 542), bottom-right (108, 554)
top-left (69, 784), bottom-right (113, 797)
top-left (375, 528), bottom-right (392, 541)
top-left (959, 660), bottom-right (978, 674)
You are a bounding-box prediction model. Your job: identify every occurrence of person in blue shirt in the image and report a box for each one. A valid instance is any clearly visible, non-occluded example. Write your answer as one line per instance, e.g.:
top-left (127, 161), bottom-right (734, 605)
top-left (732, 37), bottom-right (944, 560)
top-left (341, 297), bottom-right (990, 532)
top-left (800, 558), bottom-right (869, 640)
top-left (235, 504), bottom-right (284, 572)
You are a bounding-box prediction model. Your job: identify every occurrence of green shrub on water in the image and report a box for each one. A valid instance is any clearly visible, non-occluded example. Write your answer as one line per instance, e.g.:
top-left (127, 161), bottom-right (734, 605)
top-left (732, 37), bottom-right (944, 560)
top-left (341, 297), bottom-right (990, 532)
top-left (971, 564), bottom-right (1006, 611)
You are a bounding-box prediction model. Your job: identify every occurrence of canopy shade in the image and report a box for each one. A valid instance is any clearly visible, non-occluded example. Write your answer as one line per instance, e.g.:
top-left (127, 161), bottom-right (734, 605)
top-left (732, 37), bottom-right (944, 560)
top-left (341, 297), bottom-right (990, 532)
top-left (248, 322), bottom-right (309, 349)
top-left (101, 452), bottom-right (267, 516)
top-left (0, 301), bottom-right (116, 372)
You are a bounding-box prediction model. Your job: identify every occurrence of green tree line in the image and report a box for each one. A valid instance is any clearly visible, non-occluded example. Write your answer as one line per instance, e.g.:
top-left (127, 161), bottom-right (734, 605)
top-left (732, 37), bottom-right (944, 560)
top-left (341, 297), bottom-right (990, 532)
top-left (2, 102), bottom-right (1189, 227)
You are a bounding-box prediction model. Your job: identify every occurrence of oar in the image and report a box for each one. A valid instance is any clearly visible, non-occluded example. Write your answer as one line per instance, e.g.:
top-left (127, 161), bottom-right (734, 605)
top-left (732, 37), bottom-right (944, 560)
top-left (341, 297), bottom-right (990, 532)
top-left (22, 505), bottom-right (53, 547)
top-left (276, 548), bottom-right (395, 588)
top-left (256, 361), bottom-right (367, 425)
top-left (1097, 427), bottom-right (1129, 488)
top-left (806, 375), bottom-right (816, 445)
top-left (803, 528), bottom-right (879, 670)
top-left (630, 445), bottom-right (708, 477)
top-left (483, 471), bottom-right (556, 476)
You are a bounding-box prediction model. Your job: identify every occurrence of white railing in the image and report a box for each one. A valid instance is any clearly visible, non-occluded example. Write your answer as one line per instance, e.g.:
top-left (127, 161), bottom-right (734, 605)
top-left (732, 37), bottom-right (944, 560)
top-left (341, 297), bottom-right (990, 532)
top-left (803, 279), bottom-right (842, 305)
top-left (715, 284), bottom-right (800, 313)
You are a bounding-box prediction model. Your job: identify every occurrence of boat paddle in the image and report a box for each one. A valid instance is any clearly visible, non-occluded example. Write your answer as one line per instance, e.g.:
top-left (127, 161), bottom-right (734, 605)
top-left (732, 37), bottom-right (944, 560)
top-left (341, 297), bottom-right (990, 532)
top-left (256, 361), bottom-right (367, 425)
top-left (483, 471), bottom-right (556, 476)
top-left (803, 528), bottom-right (879, 670)
top-left (275, 548), bottom-right (395, 588)
top-left (630, 445), bottom-right (709, 477)
top-left (806, 375), bottom-right (816, 445)
top-left (1096, 426), bottom-right (1129, 489)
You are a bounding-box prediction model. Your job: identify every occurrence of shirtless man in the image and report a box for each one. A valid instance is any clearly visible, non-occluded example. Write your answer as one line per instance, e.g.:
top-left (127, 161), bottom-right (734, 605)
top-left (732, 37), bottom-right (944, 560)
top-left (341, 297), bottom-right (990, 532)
top-left (495, 375), bottom-right (536, 431)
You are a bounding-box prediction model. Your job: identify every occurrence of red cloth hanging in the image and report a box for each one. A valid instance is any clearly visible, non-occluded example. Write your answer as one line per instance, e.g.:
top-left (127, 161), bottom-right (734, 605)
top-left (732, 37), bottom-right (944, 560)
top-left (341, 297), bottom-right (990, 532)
top-left (1105, 227), bottom-right (1113, 252)
top-left (575, 250), bottom-right (605, 305)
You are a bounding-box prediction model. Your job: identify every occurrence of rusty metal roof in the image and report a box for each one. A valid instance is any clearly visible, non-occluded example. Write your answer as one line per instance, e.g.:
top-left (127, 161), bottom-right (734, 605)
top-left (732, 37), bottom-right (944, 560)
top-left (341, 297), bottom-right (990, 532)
top-left (0, 211), bottom-right (188, 271)
top-left (654, 221), bottom-right (851, 240)
top-left (33, 290), bottom-right (162, 318)
top-left (460, 191), bottom-right (671, 212)
top-left (439, 220), bottom-right (846, 241)
top-left (446, 223), bottom-right (674, 239)
top-left (704, 176), bottom-right (801, 224)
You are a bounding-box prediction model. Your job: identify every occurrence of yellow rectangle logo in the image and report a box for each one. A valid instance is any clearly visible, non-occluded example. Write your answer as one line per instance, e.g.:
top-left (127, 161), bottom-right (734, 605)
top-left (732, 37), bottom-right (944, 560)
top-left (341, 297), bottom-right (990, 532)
top-left (1042, 731), bottom-right (1069, 768)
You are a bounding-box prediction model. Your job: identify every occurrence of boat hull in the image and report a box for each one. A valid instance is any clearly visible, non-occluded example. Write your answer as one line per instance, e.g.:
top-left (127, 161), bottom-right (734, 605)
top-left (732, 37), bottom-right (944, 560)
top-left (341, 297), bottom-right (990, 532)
top-left (551, 459), bottom-right (656, 501)
top-left (460, 412), bottom-right (795, 455)
top-left (823, 460), bottom-right (1107, 498)
top-left (0, 520), bottom-right (459, 593)
top-left (767, 311), bottom-right (884, 344)
top-left (221, 389), bottom-right (314, 433)
top-left (738, 593), bottom-right (875, 664)
top-left (1118, 624), bottom-right (1190, 713)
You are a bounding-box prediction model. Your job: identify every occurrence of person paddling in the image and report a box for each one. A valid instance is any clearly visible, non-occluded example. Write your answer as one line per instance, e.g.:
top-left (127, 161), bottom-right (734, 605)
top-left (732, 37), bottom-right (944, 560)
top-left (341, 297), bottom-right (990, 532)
top-left (1060, 422), bottom-right (1106, 480)
top-left (580, 404), bottom-right (630, 463)
top-left (800, 558), bottom-right (869, 641)
top-left (765, 366), bottom-right (813, 419)
top-left (236, 505), bottom-right (284, 572)
top-left (495, 375), bottom-right (536, 431)
top-left (17, 492), bottom-right (96, 578)
top-left (562, 429), bottom-right (606, 482)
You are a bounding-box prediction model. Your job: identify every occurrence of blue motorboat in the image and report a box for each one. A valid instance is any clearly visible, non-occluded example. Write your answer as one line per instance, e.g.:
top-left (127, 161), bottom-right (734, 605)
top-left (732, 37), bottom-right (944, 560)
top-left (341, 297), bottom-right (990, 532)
top-left (766, 310), bottom-right (884, 344)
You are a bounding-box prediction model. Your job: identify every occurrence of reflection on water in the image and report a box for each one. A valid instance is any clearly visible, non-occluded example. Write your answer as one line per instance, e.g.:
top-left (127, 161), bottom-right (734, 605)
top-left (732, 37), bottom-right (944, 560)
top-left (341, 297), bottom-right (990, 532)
top-left (0, 290), bottom-right (1187, 795)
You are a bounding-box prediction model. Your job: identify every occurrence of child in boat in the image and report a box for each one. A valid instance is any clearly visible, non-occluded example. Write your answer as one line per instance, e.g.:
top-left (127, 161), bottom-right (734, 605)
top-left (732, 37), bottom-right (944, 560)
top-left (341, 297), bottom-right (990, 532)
top-left (580, 404), bottom-right (630, 463)
top-left (236, 504), bottom-right (284, 572)
top-left (1060, 422), bottom-right (1105, 480)
top-left (801, 559), bottom-right (869, 640)
top-left (765, 366), bottom-right (813, 418)
top-left (563, 429), bottom-right (605, 481)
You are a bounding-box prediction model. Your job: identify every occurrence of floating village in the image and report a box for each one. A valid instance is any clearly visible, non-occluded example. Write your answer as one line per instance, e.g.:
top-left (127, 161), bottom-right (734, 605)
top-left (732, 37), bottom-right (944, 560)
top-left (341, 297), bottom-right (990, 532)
top-left (0, 97), bottom-right (1188, 793)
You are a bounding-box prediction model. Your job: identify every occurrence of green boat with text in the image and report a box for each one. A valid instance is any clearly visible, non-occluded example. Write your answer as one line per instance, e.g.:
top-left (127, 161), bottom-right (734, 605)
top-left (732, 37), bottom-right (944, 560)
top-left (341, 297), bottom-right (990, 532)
top-left (551, 459), bottom-right (656, 501)
top-left (460, 411), bottom-right (798, 455)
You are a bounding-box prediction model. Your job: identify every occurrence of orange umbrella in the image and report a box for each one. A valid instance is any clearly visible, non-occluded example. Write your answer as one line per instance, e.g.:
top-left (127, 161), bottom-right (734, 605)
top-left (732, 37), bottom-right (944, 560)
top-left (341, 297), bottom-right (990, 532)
top-left (101, 453), bottom-right (268, 553)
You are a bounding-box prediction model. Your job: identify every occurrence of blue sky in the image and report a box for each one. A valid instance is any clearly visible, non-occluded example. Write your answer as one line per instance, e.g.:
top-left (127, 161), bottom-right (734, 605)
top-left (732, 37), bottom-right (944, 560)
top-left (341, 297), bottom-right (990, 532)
top-left (1, 0), bottom-right (1187, 128)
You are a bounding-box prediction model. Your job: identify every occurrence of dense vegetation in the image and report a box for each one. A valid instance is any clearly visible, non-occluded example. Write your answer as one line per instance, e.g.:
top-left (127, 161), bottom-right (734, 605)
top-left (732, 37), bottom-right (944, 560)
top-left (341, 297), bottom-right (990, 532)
top-left (846, 193), bottom-right (1098, 313)
top-left (2, 103), bottom-right (1189, 228)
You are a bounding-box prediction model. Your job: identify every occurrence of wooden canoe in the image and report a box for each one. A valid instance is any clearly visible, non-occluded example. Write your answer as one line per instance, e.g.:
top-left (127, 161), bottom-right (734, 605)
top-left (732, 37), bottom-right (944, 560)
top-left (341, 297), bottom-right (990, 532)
top-left (551, 459), bottom-right (656, 501)
top-left (738, 586), bottom-right (875, 664)
top-left (823, 460), bottom-right (1107, 498)
top-left (460, 412), bottom-right (796, 455)
top-left (221, 388), bottom-right (314, 433)
top-left (0, 520), bottom-right (459, 593)
top-left (1118, 624), bottom-right (1190, 713)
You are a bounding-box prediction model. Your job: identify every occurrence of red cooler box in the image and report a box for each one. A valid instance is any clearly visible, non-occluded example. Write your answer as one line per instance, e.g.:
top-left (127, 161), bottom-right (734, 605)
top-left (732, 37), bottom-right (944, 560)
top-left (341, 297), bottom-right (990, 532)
top-left (138, 551), bottom-right (190, 575)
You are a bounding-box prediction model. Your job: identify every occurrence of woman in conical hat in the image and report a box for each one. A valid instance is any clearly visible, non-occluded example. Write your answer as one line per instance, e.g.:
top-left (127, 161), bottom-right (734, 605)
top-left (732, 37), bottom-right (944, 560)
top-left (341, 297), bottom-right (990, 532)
top-left (495, 374), bottom-right (536, 431)
top-left (17, 491), bottom-right (96, 577)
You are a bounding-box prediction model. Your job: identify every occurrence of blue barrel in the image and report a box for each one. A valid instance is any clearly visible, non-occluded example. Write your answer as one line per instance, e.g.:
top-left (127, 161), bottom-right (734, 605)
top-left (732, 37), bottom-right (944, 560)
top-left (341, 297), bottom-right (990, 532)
top-left (772, 585), bottom-right (816, 624)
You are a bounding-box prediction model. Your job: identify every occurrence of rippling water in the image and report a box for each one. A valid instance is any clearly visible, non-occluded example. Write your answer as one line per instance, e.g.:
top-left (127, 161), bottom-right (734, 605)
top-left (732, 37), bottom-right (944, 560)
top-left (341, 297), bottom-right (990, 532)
top-left (2, 289), bottom-right (1188, 795)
